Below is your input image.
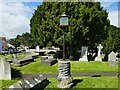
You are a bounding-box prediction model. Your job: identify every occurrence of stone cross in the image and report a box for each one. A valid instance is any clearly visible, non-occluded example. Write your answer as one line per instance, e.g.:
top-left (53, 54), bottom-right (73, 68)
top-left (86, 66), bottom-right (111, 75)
top-left (97, 44), bottom-right (103, 57)
top-left (95, 44), bottom-right (103, 61)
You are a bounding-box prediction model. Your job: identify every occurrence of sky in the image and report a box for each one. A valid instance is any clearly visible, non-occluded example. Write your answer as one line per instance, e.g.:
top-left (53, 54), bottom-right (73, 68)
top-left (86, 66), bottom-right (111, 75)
top-left (0, 0), bottom-right (119, 39)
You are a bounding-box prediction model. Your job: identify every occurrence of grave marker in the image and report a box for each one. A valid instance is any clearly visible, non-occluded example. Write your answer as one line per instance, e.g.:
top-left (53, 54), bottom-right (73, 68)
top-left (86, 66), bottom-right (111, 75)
top-left (79, 46), bottom-right (88, 61)
top-left (108, 51), bottom-right (117, 66)
top-left (36, 46), bottom-right (40, 52)
top-left (95, 44), bottom-right (103, 61)
top-left (0, 58), bottom-right (11, 80)
top-left (7, 74), bottom-right (49, 90)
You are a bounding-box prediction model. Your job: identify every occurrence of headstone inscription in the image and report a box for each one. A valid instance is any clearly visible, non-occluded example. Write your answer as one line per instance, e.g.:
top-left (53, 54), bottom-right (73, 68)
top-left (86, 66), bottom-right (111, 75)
top-left (0, 58), bottom-right (11, 80)
top-left (79, 46), bottom-right (88, 61)
top-left (108, 51), bottom-right (117, 66)
top-left (7, 74), bottom-right (49, 90)
top-left (95, 44), bottom-right (103, 61)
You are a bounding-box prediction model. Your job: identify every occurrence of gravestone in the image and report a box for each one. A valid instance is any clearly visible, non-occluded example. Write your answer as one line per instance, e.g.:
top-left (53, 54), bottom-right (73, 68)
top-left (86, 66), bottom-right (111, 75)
top-left (0, 58), bottom-right (11, 80)
top-left (108, 51), bottom-right (117, 66)
top-left (12, 53), bottom-right (18, 64)
top-left (7, 74), bottom-right (49, 90)
top-left (13, 56), bottom-right (34, 66)
top-left (41, 51), bottom-right (57, 66)
top-left (36, 46), bottom-right (40, 52)
top-left (79, 46), bottom-right (88, 61)
top-left (41, 56), bottom-right (57, 66)
top-left (95, 44), bottom-right (103, 61)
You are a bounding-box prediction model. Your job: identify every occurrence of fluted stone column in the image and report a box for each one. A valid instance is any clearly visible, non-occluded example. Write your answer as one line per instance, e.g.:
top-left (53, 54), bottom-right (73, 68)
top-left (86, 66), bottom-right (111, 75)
top-left (58, 61), bottom-right (73, 88)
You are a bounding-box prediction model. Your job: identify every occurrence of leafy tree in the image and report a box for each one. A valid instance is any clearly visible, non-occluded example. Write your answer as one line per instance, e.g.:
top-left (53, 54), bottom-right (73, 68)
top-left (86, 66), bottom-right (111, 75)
top-left (30, 2), bottom-right (110, 58)
top-left (9, 38), bottom-right (20, 48)
top-left (9, 32), bottom-right (35, 48)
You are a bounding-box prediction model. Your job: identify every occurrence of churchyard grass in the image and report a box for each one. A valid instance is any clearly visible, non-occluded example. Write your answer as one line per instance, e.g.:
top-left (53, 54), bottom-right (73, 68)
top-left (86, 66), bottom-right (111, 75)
top-left (12, 58), bottom-right (58, 74)
top-left (1, 76), bottom-right (118, 89)
top-left (71, 61), bottom-right (118, 73)
top-left (0, 80), bottom-right (18, 90)
top-left (46, 76), bottom-right (118, 88)
top-left (0, 54), bottom-right (27, 59)
top-left (12, 58), bottom-right (118, 74)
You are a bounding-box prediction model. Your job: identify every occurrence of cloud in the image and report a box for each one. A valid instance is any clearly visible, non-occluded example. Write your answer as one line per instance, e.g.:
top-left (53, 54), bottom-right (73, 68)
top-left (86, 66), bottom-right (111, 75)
top-left (0, 2), bottom-right (35, 39)
top-left (108, 10), bottom-right (119, 27)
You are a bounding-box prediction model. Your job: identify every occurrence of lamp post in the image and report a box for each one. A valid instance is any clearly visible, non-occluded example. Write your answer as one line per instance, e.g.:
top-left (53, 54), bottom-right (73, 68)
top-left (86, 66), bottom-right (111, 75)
top-left (58, 13), bottom-right (73, 88)
top-left (60, 13), bottom-right (68, 60)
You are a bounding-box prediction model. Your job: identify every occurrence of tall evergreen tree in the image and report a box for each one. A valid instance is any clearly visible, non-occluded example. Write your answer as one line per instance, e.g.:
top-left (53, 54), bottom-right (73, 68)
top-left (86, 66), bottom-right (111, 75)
top-left (30, 2), bottom-right (110, 58)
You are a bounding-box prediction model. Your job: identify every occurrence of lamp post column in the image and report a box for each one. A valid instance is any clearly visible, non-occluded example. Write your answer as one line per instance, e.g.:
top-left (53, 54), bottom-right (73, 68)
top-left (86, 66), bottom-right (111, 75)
top-left (63, 31), bottom-right (65, 60)
top-left (58, 13), bottom-right (73, 88)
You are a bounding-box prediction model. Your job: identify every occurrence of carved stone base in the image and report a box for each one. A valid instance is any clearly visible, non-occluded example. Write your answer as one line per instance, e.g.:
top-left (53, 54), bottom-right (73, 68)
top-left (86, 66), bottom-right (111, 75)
top-left (79, 55), bottom-right (88, 61)
top-left (95, 56), bottom-right (102, 61)
top-left (58, 61), bottom-right (73, 88)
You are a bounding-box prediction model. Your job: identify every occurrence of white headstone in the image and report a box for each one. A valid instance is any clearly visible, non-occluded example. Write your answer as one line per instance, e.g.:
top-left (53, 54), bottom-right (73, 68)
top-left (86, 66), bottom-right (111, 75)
top-left (36, 46), bottom-right (40, 52)
top-left (79, 46), bottom-right (88, 61)
top-left (0, 58), bottom-right (11, 80)
top-left (108, 51), bottom-right (116, 61)
top-left (95, 44), bottom-right (103, 61)
top-left (108, 51), bottom-right (117, 66)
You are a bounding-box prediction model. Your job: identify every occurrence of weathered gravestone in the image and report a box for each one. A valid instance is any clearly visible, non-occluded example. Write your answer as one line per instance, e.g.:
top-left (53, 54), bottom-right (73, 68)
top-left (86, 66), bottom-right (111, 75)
top-left (95, 44), bottom-right (103, 61)
top-left (41, 56), bottom-right (57, 66)
top-left (41, 51), bottom-right (58, 66)
top-left (12, 56), bottom-right (34, 66)
top-left (0, 58), bottom-right (11, 80)
top-left (79, 46), bottom-right (88, 61)
top-left (58, 61), bottom-right (73, 88)
top-left (108, 51), bottom-right (117, 66)
top-left (36, 46), bottom-right (40, 52)
top-left (6, 74), bottom-right (49, 90)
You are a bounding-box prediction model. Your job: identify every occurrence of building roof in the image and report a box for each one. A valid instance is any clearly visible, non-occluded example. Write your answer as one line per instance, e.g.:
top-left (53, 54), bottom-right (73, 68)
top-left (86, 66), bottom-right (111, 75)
top-left (0, 37), bottom-right (6, 41)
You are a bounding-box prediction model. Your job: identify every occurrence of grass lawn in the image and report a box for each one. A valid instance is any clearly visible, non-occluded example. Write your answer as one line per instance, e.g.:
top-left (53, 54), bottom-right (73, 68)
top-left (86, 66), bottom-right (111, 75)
top-left (0, 76), bottom-right (119, 89)
top-left (12, 58), bottom-right (118, 74)
top-left (0, 79), bottom-right (18, 90)
top-left (46, 76), bottom-right (119, 89)
top-left (0, 54), bottom-right (27, 60)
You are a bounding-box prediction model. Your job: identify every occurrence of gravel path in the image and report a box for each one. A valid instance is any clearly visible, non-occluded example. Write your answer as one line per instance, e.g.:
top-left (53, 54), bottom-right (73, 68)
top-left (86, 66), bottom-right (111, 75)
top-left (22, 72), bottom-right (119, 78)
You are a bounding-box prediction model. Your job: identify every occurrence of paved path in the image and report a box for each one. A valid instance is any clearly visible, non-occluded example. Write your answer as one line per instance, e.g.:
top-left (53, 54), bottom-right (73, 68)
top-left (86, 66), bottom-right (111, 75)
top-left (22, 72), bottom-right (119, 78)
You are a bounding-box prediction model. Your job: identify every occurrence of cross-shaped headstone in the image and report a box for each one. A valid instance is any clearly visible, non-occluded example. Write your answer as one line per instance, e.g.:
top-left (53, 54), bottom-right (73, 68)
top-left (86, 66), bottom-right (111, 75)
top-left (97, 44), bottom-right (103, 57)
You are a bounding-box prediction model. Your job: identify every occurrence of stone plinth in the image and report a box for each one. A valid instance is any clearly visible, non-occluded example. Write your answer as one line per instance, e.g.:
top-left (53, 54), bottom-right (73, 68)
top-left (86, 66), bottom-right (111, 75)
top-left (58, 61), bottom-right (73, 88)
